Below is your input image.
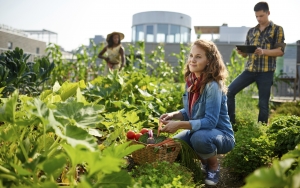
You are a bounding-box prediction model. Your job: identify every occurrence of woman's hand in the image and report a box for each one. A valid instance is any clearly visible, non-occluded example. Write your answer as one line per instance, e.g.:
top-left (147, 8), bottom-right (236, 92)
top-left (160, 121), bottom-right (180, 134)
top-left (159, 113), bottom-right (174, 122)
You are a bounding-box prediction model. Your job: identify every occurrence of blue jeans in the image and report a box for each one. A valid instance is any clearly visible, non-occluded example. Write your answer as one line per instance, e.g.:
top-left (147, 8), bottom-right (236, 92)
top-left (227, 70), bottom-right (274, 123)
top-left (174, 130), bottom-right (235, 160)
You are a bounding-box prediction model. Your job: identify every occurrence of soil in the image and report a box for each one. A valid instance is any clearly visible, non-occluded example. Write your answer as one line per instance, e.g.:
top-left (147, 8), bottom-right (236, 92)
top-left (207, 154), bottom-right (245, 188)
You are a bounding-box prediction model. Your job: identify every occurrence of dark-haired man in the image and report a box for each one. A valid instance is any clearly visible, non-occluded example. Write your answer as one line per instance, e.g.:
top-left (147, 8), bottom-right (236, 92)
top-left (227, 1), bottom-right (285, 124)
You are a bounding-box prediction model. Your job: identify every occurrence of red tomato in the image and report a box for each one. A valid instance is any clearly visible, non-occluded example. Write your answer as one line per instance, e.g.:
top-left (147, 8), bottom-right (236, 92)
top-left (126, 130), bottom-right (136, 140)
top-left (140, 128), bottom-right (149, 134)
top-left (135, 133), bottom-right (143, 141)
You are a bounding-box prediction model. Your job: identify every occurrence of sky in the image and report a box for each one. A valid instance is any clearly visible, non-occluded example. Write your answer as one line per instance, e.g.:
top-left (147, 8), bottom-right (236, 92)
top-left (1, 0), bottom-right (299, 51)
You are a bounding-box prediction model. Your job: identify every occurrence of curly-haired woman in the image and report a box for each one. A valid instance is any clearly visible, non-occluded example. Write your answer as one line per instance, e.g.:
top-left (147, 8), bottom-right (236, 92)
top-left (159, 39), bottom-right (235, 186)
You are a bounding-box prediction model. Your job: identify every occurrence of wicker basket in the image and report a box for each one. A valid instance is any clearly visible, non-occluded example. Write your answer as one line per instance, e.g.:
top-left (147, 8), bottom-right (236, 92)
top-left (131, 138), bottom-right (181, 164)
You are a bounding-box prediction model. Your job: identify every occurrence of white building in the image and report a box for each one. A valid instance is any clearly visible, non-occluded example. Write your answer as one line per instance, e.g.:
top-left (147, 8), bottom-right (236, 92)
top-left (131, 11), bottom-right (191, 43)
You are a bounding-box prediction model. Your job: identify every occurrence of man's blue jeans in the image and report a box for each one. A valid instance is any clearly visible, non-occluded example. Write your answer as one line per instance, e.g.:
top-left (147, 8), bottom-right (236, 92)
top-left (227, 70), bottom-right (274, 123)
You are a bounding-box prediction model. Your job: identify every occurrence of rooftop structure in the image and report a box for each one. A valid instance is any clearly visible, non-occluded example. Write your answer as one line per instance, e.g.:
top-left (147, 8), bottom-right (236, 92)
top-left (132, 11), bottom-right (191, 43)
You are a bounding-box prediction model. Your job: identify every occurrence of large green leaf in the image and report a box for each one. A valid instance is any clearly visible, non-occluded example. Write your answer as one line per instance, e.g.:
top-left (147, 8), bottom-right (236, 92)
top-left (62, 144), bottom-right (124, 176)
top-left (98, 170), bottom-right (134, 188)
top-left (137, 88), bottom-right (153, 99)
top-left (29, 98), bottom-right (51, 126)
top-left (54, 101), bottom-right (104, 129)
top-left (0, 90), bottom-right (18, 124)
top-left (59, 81), bottom-right (78, 101)
top-left (243, 159), bottom-right (295, 188)
top-left (0, 126), bottom-right (18, 141)
top-left (102, 141), bottom-right (144, 158)
top-left (41, 154), bottom-right (66, 175)
top-left (65, 124), bottom-right (97, 148)
top-left (10, 163), bottom-right (33, 176)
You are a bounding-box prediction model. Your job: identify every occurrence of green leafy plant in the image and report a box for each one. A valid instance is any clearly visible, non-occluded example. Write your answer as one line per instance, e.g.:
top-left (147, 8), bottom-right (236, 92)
top-left (148, 45), bottom-right (175, 81)
top-left (223, 122), bottom-right (275, 178)
top-left (267, 115), bottom-right (300, 158)
top-left (175, 139), bottom-right (203, 183)
top-left (269, 101), bottom-right (300, 120)
top-left (171, 43), bottom-right (189, 83)
top-left (130, 161), bottom-right (197, 188)
top-left (226, 49), bottom-right (257, 94)
top-left (0, 84), bottom-right (144, 187)
top-left (0, 47), bottom-right (54, 97)
top-left (243, 144), bottom-right (300, 188)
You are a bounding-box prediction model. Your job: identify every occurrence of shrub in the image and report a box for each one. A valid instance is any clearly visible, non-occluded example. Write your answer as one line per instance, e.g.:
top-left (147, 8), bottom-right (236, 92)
top-left (130, 161), bottom-right (198, 187)
top-left (268, 115), bottom-right (300, 158)
top-left (243, 144), bottom-right (300, 188)
top-left (269, 101), bottom-right (300, 121)
top-left (233, 92), bottom-right (259, 132)
top-left (223, 123), bottom-right (275, 178)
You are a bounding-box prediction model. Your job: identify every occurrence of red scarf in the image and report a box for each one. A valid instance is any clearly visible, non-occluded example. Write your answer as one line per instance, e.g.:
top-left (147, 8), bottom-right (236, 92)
top-left (186, 73), bottom-right (204, 117)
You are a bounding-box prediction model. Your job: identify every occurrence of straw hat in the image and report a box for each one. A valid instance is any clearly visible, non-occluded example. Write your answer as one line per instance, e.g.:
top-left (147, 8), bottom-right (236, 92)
top-left (106, 31), bottom-right (125, 42)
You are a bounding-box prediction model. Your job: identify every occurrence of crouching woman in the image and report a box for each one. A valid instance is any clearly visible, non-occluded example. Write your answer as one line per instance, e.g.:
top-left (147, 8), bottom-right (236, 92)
top-left (159, 39), bottom-right (235, 186)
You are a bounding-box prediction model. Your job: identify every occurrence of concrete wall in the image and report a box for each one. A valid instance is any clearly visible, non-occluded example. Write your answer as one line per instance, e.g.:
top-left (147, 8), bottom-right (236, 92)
top-left (0, 30), bottom-right (46, 56)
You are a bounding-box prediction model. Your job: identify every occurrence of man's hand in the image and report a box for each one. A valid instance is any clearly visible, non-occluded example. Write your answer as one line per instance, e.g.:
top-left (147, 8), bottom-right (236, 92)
top-left (236, 48), bottom-right (248, 57)
top-left (254, 47), bottom-right (264, 56)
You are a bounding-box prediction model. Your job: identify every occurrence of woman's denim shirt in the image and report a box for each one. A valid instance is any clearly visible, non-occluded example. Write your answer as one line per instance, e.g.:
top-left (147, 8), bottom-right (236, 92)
top-left (179, 81), bottom-right (235, 140)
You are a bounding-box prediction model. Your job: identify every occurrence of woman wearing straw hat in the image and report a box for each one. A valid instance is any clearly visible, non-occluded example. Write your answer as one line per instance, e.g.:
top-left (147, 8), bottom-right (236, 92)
top-left (98, 31), bottom-right (125, 72)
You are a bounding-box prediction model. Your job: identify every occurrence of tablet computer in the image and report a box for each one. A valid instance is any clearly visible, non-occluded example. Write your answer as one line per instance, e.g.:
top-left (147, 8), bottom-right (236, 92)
top-left (236, 45), bottom-right (257, 53)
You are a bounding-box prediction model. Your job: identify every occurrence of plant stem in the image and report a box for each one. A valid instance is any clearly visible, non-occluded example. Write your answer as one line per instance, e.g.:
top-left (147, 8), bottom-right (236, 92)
top-left (47, 137), bottom-right (61, 158)
top-left (12, 124), bottom-right (28, 161)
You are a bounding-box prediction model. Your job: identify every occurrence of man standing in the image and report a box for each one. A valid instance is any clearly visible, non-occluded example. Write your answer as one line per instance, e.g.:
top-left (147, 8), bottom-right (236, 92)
top-left (227, 1), bottom-right (285, 124)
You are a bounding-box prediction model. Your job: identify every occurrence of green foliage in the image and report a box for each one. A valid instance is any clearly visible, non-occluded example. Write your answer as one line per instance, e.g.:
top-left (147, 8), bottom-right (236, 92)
top-left (226, 49), bottom-right (257, 94)
top-left (130, 161), bottom-right (196, 188)
top-left (148, 45), bottom-right (175, 81)
top-left (82, 70), bottom-right (184, 127)
top-left (46, 43), bottom-right (68, 85)
top-left (171, 43), bottom-right (189, 83)
top-left (268, 115), bottom-right (300, 157)
top-left (243, 144), bottom-right (300, 188)
top-left (270, 101), bottom-right (300, 119)
top-left (226, 49), bottom-right (246, 86)
top-left (0, 87), bottom-right (143, 187)
top-left (223, 123), bottom-right (275, 178)
top-left (4, 44), bottom-right (300, 187)
top-left (231, 92), bottom-right (259, 131)
top-left (175, 139), bottom-right (203, 183)
top-left (268, 115), bottom-right (300, 133)
top-left (0, 47), bottom-right (54, 97)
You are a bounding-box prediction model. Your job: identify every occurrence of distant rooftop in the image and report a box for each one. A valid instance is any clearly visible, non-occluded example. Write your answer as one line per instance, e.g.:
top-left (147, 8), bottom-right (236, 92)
top-left (0, 24), bottom-right (28, 37)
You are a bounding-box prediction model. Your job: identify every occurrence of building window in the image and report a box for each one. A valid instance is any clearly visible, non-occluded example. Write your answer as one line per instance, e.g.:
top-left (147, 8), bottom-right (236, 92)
top-left (156, 24), bottom-right (168, 43)
top-left (132, 26), bottom-right (136, 42)
top-left (36, 47), bottom-right (40, 54)
top-left (180, 27), bottom-right (190, 43)
top-left (168, 25), bottom-right (180, 43)
top-left (146, 25), bottom-right (154, 42)
top-left (8, 42), bottom-right (13, 49)
top-left (135, 25), bottom-right (144, 42)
